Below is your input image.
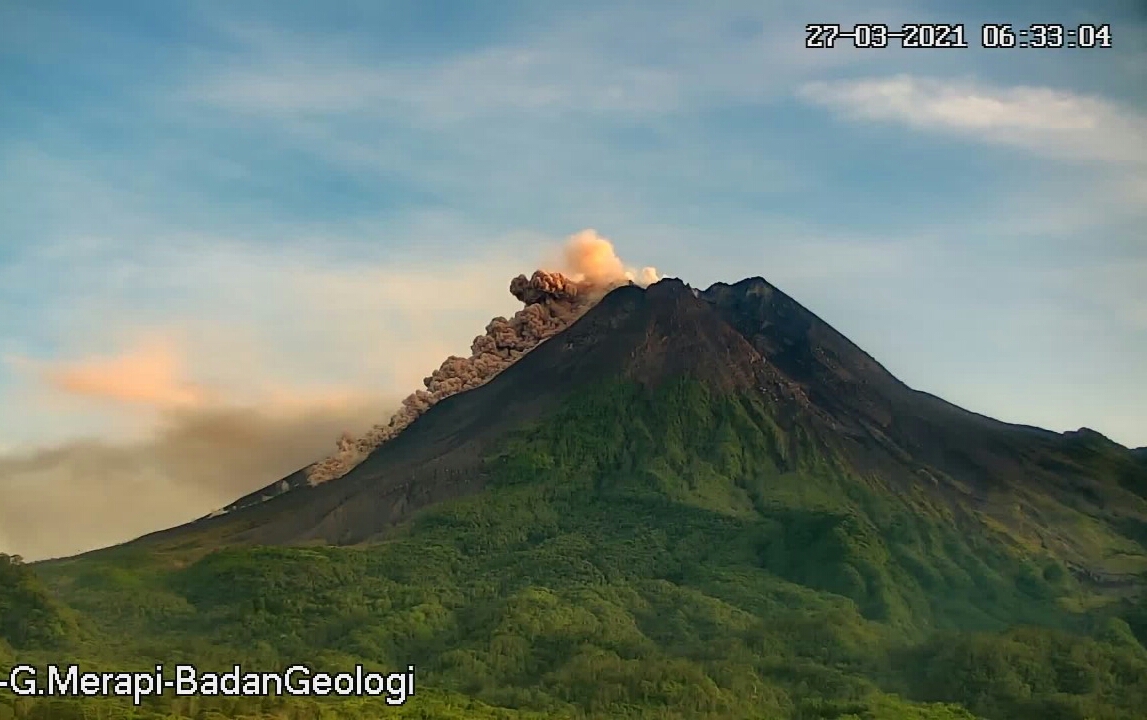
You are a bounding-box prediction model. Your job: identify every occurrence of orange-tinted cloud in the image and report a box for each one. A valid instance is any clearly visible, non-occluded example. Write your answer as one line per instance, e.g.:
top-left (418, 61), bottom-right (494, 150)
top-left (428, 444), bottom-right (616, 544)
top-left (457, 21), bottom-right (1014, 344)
top-left (39, 340), bottom-right (210, 409)
top-left (561, 229), bottom-right (660, 286)
top-left (0, 396), bottom-right (395, 561)
top-left (1, 337), bottom-right (398, 560)
top-left (0, 231), bottom-right (662, 561)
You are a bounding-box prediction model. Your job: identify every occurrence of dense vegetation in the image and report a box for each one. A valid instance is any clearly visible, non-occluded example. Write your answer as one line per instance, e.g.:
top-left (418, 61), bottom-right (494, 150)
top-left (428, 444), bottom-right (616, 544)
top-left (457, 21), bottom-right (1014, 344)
top-left (0, 554), bottom-right (74, 650)
top-left (6, 380), bottom-right (1146, 719)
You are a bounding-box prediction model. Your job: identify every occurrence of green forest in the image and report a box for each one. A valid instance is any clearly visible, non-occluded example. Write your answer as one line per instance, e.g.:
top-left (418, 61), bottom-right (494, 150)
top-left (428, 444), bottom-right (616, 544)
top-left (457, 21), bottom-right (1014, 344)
top-left (3, 380), bottom-right (1146, 719)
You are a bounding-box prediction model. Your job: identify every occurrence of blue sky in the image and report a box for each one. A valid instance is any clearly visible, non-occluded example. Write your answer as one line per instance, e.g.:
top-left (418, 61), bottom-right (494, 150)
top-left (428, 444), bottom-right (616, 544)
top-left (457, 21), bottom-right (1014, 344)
top-left (0, 1), bottom-right (1145, 556)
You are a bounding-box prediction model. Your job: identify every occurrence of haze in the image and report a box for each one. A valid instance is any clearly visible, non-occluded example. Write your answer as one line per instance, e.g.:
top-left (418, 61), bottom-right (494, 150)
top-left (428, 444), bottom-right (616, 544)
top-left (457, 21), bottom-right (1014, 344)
top-left (1, 0), bottom-right (1144, 560)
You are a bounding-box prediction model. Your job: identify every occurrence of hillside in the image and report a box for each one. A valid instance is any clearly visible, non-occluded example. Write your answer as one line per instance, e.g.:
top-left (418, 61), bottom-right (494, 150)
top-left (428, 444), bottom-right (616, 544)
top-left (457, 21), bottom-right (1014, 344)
top-left (12, 276), bottom-right (1147, 720)
top-left (0, 554), bottom-right (75, 651)
top-left (138, 277), bottom-right (1147, 585)
top-left (137, 278), bottom-right (810, 548)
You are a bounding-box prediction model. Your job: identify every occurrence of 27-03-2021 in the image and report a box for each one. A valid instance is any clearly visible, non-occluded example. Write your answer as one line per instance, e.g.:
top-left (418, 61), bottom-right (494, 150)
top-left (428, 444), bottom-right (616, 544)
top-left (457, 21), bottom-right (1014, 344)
top-left (806, 22), bottom-right (1113, 49)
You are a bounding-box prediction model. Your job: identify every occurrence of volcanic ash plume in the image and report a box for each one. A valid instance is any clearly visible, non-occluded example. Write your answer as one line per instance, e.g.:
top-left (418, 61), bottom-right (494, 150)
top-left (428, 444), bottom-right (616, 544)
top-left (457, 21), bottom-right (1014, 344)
top-left (304, 230), bottom-right (659, 485)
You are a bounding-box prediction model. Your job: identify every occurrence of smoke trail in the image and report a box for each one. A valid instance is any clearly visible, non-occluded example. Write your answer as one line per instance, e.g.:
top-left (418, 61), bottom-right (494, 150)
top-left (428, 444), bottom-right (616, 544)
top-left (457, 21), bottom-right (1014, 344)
top-left (304, 230), bottom-right (658, 485)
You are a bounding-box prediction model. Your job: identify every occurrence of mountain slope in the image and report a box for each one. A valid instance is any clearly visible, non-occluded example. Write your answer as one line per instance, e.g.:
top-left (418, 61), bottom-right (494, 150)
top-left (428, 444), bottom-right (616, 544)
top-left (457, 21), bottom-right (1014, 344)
top-left (23, 273), bottom-right (1147, 720)
top-left (703, 277), bottom-right (1147, 579)
top-left (0, 553), bottom-right (75, 650)
top-left (29, 375), bottom-right (1147, 719)
top-left (141, 276), bottom-right (1147, 586)
top-left (144, 279), bottom-right (816, 548)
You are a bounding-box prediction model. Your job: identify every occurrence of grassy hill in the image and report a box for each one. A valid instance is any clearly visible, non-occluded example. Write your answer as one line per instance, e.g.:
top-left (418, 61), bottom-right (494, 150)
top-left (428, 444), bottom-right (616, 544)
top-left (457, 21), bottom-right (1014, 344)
top-left (8, 379), bottom-right (1147, 719)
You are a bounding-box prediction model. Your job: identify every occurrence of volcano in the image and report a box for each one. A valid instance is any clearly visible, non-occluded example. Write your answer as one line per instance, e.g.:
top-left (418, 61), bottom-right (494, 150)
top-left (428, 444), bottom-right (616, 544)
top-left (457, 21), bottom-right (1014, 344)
top-left (28, 273), bottom-right (1147, 720)
top-left (141, 275), bottom-right (1147, 583)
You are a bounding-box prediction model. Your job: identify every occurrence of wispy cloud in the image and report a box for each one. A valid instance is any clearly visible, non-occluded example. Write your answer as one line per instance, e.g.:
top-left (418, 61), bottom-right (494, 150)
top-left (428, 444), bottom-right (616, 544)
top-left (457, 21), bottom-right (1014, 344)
top-left (184, 50), bottom-right (685, 121)
top-left (1, 296), bottom-right (409, 561)
top-left (31, 340), bottom-right (211, 409)
top-left (0, 226), bottom-right (608, 559)
top-left (0, 398), bottom-right (396, 561)
top-left (799, 75), bottom-right (1147, 167)
top-left (1, 0), bottom-right (1145, 560)
top-left (0, 226), bottom-right (552, 436)
top-left (179, 2), bottom-right (886, 127)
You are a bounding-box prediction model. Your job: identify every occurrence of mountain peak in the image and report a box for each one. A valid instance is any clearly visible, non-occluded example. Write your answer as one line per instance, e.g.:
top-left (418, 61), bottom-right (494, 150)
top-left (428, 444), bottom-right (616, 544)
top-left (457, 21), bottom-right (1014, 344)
top-left (136, 271), bottom-right (1147, 569)
top-left (1065, 427), bottom-right (1113, 441)
top-left (151, 275), bottom-right (799, 547)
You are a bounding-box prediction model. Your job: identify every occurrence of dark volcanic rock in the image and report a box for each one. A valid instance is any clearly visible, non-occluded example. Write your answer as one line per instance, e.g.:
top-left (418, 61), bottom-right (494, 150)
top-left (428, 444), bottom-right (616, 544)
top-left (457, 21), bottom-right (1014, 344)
top-left (1133, 447), bottom-right (1147, 468)
top-left (135, 276), bottom-right (1147, 562)
top-left (142, 278), bottom-right (805, 547)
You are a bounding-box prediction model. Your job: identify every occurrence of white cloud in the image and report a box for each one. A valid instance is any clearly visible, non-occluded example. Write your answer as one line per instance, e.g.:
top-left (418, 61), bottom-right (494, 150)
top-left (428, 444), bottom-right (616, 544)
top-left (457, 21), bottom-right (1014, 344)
top-left (185, 52), bottom-right (686, 121)
top-left (799, 75), bottom-right (1147, 166)
top-left (1060, 258), bottom-right (1147, 332)
top-left (179, 3), bottom-right (891, 127)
